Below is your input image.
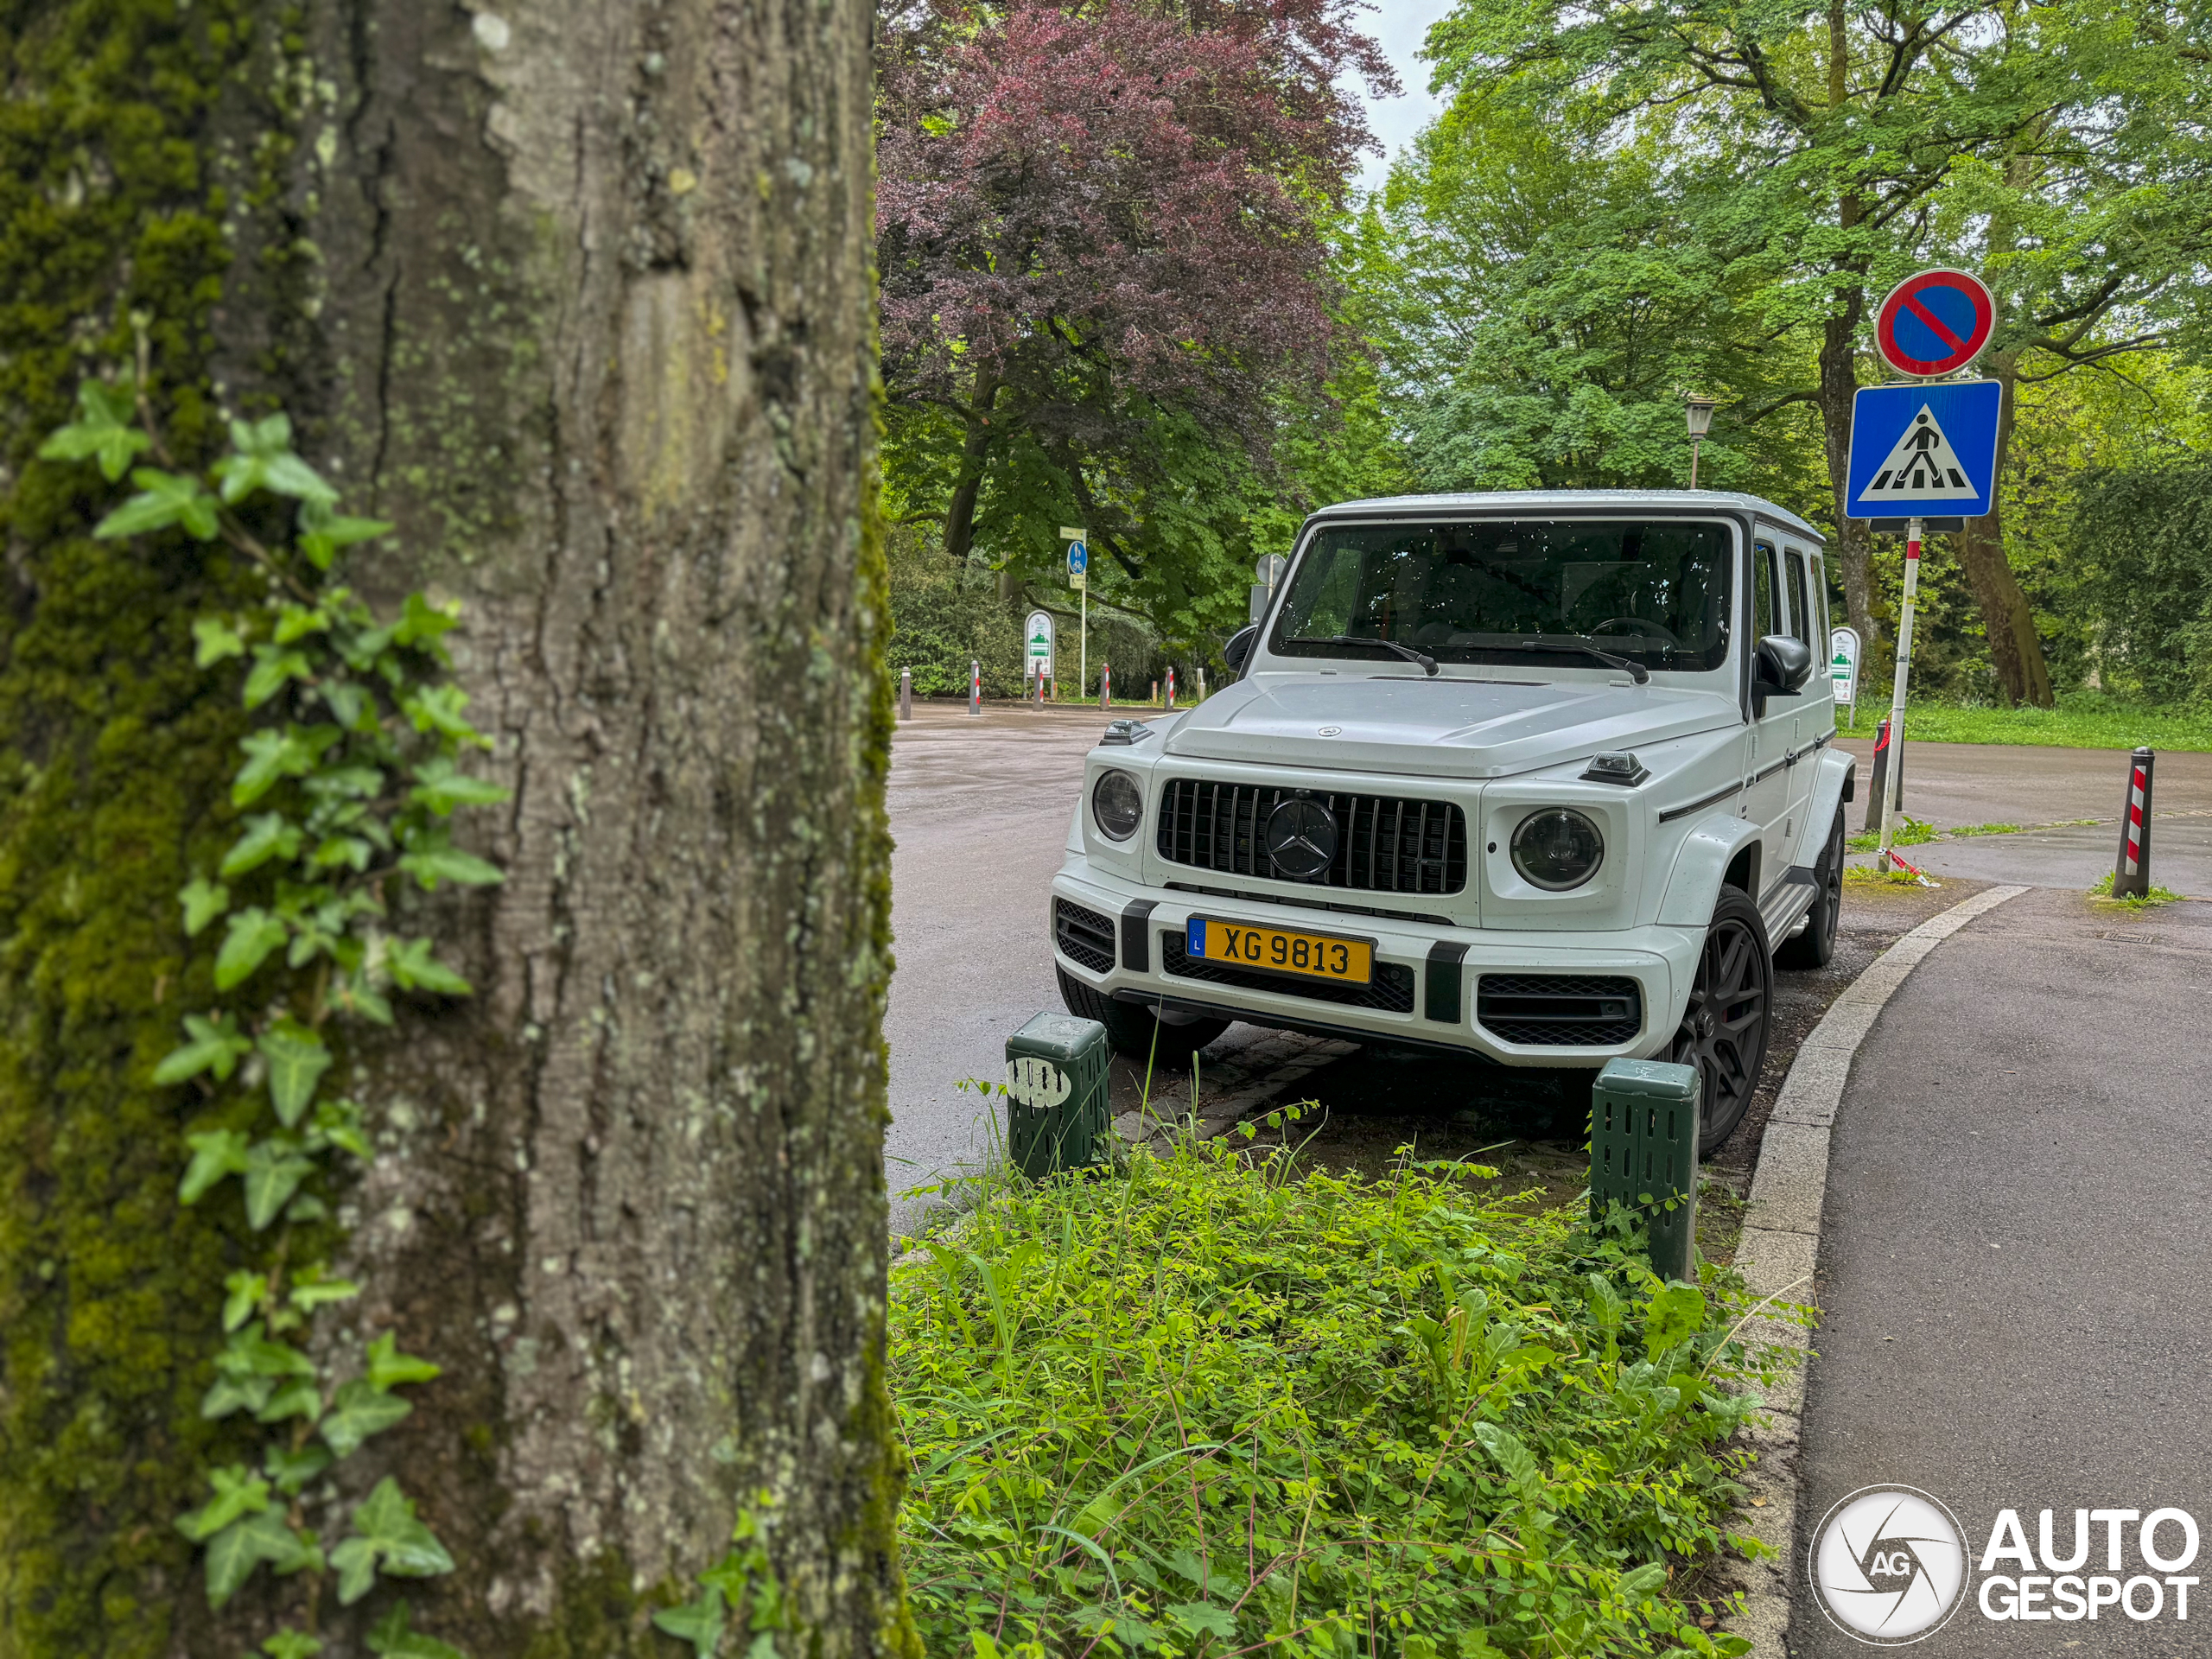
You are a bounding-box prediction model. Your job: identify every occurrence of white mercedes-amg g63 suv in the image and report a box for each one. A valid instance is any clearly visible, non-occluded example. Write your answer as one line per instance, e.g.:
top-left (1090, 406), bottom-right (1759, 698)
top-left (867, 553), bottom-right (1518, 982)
top-left (1050, 491), bottom-right (1854, 1154)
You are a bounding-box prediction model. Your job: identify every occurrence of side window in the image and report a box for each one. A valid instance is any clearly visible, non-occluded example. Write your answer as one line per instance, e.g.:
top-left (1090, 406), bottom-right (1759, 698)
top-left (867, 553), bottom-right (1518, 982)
top-left (1808, 555), bottom-right (1831, 642)
top-left (1752, 541), bottom-right (1777, 639)
top-left (1785, 550), bottom-right (1811, 642)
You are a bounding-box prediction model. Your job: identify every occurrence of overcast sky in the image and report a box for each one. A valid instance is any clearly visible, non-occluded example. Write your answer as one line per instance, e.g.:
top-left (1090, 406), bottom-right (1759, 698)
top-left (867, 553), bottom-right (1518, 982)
top-left (1355, 0), bottom-right (1457, 194)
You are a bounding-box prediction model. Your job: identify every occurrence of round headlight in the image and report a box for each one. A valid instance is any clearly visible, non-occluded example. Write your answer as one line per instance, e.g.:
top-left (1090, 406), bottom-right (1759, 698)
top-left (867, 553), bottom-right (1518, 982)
top-left (1092, 770), bottom-right (1144, 842)
top-left (1510, 808), bottom-right (1605, 891)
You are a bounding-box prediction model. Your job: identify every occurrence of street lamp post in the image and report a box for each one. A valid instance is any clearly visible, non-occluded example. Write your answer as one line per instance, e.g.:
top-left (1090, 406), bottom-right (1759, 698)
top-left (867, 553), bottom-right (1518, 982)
top-left (1684, 396), bottom-right (1717, 489)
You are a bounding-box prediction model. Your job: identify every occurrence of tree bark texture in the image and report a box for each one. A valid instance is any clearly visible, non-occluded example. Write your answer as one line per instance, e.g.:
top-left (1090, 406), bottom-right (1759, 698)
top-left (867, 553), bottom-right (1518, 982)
top-left (0, 0), bottom-right (912, 1653)
top-left (1954, 353), bottom-right (2054, 707)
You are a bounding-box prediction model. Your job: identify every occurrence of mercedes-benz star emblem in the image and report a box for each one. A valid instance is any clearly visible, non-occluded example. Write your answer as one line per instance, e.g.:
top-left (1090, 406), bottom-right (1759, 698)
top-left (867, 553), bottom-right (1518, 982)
top-left (1265, 798), bottom-right (1338, 880)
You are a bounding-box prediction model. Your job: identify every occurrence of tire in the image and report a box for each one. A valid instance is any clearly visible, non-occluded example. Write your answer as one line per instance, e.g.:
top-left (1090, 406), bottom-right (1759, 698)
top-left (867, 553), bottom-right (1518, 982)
top-left (1056, 967), bottom-right (1230, 1063)
top-left (1674, 887), bottom-right (1773, 1157)
top-left (1775, 807), bottom-right (1845, 969)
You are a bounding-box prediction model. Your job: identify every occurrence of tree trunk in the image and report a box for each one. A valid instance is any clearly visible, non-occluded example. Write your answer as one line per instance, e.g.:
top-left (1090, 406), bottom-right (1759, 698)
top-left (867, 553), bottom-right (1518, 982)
top-left (0, 0), bottom-right (913, 1654)
top-left (1954, 353), bottom-right (2054, 706)
top-left (1818, 285), bottom-right (1883, 652)
top-left (942, 379), bottom-right (1001, 563)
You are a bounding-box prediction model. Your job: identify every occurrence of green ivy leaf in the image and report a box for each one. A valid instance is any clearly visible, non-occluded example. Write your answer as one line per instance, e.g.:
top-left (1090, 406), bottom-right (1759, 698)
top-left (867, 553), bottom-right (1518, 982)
top-left (38, 379), bottom-right (151, 480)
top-left (289, 1268), bottom-right (361, 1312)
top-left (388, 937), bottom-right (472, 996)
top-left (193, 615), bottom-right (247, 666)
top-left (311, 835), bottom-right (374, 872)
top-left (202, 1371), bottom-right (275, 1420)
top-left (319, 678), bottom-right (371, 729)
top-left (243, 1138), bottom-right (316, 1230)
top-left (181, 1129), bottom-right (251, 1204)
top-left (264, 1443), bottom-right (333, 1497)
top-left (213, 414), bottom-right (338, 505)
top-left (245, 645), bottom-right (315, 709)
top-left (365, 1601), bottom-right (468, 1659)
top-left (653, 1585), bottom-right (727, 1658)
top-left (309, 1096), bottom-right (375, 1156)
top-left (156, 1012), bottom-right (254, 1085)
top-left (262, 1629), bottom-right (326, 1659)
top-left (330, 1478), bottom-right (456, 1605)
top-left (410, 756), bottom-right (511, 815)
top-left (95, 467), bottom-right (219, 541)
top-left (222, 812), bottom-right (305, 879)
top-left (399, 683), bottom-right (480, 745)
top-left (215, 908), bottom-right (289, 989)
top-left (179, 876), bottom-right (231, 936)
top-left (223, 1272), bottom-right (269, 1333)
top-left (175, 1464), bottom-right (270, 1542)
top-left (398, 839), bottom-right (505, 891)
top-left (299, 499), bottom-right (395, 572)
top-left (232, 723), bottom-right (340, 806)
top-left (255, 1378), bottom-right (323, 1425)
top-left (394, 590), bottom-right (461, 648)
top-left (368, 1330), bottom-right (444, 1390)
top-left (257, 1020), bottom-right (332, 1128)
top-left (1618, 1561), bottom-right (1669, 1601)
top-left (272, 601), bottom-right (330, 644)
top-left (229, 1319), bottom-right (318, 1379)
top-left (321, 1376), bottom-right (414, 1459)
top-left (202, 1509), bottom-right (318, 1609)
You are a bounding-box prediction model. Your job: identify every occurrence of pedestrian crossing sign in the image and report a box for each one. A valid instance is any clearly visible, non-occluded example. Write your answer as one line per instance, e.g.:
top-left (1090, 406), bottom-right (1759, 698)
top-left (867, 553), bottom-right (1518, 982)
top-left (1844, 378), bottom-right (2004, 528)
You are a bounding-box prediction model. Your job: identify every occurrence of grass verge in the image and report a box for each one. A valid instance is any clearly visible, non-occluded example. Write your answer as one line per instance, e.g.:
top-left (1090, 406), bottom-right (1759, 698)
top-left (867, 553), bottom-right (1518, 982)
top-left (891, 1126), bottom-right (1790, 1658)
top-left (1836, 697), bottom-right (2211, 752)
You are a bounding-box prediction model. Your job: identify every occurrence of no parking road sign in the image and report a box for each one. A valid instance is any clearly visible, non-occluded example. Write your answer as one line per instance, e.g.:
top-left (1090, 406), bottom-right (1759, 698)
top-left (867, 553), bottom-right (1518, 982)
top-left (1875, 268), bottom-right (1995, 378)
top-left (1844, 378), bottom-right (2004, 531)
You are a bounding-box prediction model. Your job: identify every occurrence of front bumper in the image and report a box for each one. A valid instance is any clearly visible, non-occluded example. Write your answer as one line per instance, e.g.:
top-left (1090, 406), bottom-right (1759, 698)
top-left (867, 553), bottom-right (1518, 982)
top-left (1051, 859), bottom-right (1702, 1067)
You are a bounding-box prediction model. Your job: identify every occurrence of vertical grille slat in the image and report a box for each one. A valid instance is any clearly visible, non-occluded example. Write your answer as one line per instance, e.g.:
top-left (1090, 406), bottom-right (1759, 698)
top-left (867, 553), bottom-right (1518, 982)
top-left (1154, 779), bottom-right (1466, 895)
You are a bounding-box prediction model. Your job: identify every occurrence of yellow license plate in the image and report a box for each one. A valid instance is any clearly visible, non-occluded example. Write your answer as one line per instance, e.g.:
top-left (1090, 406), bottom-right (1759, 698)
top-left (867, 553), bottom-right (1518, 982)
top-left (1186, 918), bottom-right (1372, 985)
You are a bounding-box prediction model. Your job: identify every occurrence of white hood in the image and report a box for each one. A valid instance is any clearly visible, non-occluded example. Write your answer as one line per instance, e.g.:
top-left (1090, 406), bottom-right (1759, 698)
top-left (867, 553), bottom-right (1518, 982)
top-left (1162, 672), bottom-right (1740, 779)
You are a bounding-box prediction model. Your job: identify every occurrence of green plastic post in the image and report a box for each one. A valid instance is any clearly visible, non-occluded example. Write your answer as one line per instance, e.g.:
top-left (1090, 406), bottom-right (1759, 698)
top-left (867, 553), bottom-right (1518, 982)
top-left (1003, 1012), bottom-right (1112, 1179)
top-left (1589, 1057), bottom-right (1701, 1282)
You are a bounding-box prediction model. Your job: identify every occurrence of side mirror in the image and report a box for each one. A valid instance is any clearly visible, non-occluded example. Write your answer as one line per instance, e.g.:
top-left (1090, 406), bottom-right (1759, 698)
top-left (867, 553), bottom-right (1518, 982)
top-left (1753, 635), bottom-right (1814, 700)
top-left (1222, 625), bottom-right (1259, 673)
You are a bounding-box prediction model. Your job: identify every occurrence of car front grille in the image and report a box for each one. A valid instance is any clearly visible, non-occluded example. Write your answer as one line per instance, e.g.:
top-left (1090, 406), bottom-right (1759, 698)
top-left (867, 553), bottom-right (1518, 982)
top-left (1052, 898), bottom-right (1117, 974)
top-left (1155, 779), bottom-right (1466, 895)
top-left (1476, 974), bottom-right (1642, 1046)
top-left (1161, 931), bottom-right (1416, 1014)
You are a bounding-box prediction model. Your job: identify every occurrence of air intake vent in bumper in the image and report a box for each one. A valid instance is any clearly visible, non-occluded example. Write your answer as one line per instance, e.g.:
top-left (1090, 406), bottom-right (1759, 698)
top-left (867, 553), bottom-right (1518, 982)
top-left (1052, 898), bottom-right (1116, 974)
top-left (1476, 975), bottom-right (1642, 1046)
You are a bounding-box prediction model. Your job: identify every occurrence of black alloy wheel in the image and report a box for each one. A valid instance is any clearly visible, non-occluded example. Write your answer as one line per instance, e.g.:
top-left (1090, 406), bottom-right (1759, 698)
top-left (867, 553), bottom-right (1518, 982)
top-left (1776, 807), bottom-right (1846, 969)
top-left (1675, 888), bottom-right (1773, 1156)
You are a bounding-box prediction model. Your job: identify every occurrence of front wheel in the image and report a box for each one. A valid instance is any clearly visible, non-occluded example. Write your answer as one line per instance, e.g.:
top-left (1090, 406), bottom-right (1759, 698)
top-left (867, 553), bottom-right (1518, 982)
top-left (1775, 807), bottom-right (1845, 969)
top-left (1057, 967), bottom-right (1230, 1064)
top-left (1675, 888), bottom-right (1774, 1157)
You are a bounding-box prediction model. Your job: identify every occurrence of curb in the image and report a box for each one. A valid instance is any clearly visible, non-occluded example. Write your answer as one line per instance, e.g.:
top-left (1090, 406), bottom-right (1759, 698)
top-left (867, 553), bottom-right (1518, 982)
top-left (1729, 883), bottom-right (2029, 1657)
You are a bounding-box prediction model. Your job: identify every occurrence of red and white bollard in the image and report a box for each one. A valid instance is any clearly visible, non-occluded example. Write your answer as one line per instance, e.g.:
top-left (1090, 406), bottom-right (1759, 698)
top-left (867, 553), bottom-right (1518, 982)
top-left (2112, 747), bottom-right (2156, 899)
top-left (1100, 664), bottom-right (1111, 711)
top-left (1166, 665), bottom-right (1176, 709)
top-left (969, 658), bottom-right (981, 716)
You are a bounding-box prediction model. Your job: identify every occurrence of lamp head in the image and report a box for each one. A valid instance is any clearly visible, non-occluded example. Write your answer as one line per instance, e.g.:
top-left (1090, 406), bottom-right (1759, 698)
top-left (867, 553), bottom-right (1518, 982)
top-left (1684, 395), bottom-right (1717, 440)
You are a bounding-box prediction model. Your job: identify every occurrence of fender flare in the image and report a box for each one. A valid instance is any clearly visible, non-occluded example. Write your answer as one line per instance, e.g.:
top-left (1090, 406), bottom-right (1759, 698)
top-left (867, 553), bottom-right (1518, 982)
top-left (1657, 813), bottom-right (1763, 928)
top-left (1802, 748), bottom-right (1855, 847)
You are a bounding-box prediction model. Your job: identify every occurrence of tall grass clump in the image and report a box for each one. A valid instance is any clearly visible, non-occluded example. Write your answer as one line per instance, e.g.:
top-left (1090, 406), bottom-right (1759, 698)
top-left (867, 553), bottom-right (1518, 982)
top-left (890, 1127), bottom-right (1781, 1658)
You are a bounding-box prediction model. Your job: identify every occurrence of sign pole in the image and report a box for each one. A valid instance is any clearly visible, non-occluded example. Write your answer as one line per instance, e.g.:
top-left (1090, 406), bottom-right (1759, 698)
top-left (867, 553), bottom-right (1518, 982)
top-left (1081, 582), bottom-right (1087, 698)
top-left (1878, 518), bottom-right (1922, 868)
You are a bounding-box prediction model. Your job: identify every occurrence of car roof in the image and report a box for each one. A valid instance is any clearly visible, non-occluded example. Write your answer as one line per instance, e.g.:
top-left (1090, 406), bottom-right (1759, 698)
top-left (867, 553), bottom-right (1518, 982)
top-left (1305, 489), bottom-right (1825, 544)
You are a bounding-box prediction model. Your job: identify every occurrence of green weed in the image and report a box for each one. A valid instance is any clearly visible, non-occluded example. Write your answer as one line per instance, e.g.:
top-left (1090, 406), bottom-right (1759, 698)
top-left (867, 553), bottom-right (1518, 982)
top-left (1944, 823), bottom-right (2026, 838)
top-left (1846, 816), bottom-right (1936, 853)
top-left (890, 1128), bottom-right (1791, 1658)
top-left (2088, 872), bottom-right (2184, 909)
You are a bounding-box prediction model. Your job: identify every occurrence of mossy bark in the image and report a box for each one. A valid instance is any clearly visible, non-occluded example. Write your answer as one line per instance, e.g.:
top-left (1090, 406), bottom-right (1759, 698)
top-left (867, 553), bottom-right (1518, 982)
top-left (0, 0), bottom-right (912, 1654)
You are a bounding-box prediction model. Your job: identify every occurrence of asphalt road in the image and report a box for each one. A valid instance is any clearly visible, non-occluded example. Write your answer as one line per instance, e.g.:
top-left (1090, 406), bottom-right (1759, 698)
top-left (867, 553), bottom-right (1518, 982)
top-left (1791, 884), bottom-right (2212, 1656)
top-left (1837, 739), bottom-right (2212, 895)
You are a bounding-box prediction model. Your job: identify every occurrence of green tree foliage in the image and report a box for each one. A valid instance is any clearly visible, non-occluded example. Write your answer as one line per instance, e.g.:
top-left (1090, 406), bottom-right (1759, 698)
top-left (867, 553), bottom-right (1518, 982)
top-left (2066, 458), bottom-right (2212, 704)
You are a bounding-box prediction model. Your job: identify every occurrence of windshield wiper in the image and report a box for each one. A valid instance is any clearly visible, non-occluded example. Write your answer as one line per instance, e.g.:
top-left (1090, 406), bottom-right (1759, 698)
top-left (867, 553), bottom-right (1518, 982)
top-left (1507, 639), bottom-right (1649, 684)
top-left (1291, 633), bottom-right (1439, 677)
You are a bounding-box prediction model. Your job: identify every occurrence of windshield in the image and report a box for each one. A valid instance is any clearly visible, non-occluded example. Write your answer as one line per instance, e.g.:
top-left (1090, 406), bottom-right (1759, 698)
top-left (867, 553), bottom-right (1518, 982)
top-left (1269, 518), bottom-right (1734, 675)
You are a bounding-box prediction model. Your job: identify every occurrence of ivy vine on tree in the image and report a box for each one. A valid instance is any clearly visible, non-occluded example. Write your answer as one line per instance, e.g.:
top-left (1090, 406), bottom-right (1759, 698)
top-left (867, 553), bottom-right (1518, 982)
top-left (40, 337), bottom-right (503, 1658)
